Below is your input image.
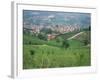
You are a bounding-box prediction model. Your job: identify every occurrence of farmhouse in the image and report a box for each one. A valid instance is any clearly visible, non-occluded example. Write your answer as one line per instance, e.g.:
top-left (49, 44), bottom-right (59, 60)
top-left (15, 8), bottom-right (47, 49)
top-left (47, 34), bottom-right (58, 40)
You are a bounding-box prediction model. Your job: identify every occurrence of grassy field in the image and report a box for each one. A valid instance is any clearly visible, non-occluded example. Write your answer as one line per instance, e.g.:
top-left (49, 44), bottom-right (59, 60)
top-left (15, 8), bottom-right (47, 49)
top-left (23, 32), bottom-right (91, 69)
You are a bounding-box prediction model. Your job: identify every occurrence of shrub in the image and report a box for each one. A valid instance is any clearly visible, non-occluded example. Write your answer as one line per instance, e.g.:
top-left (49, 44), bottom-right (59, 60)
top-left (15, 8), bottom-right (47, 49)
top-left (56, 37), bottom-right (63, 43)
top-left (83, 39), bottom-right (89, 46)
top-left (62, 40), bottom-right (70, 49)
top-left (38, 33), bottom-right (47, 40)
top-left (30, 50), bottom-right (35, 55)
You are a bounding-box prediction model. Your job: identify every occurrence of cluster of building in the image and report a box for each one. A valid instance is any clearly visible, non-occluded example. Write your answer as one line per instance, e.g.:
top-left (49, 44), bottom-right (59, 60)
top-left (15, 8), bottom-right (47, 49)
top-left (24, 23), bottom-right (80, 33)
top-left (52, 24), bottom-right (80, 34)
top-left (24, 23), bottom-right (81, 40)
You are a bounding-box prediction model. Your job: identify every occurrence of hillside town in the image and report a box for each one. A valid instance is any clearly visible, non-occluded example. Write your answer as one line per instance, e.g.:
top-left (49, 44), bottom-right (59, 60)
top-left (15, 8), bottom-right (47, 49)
top-left (24, 23), bottom-right (80, 34)
top-left (23, 23), bottom-right (81, 40)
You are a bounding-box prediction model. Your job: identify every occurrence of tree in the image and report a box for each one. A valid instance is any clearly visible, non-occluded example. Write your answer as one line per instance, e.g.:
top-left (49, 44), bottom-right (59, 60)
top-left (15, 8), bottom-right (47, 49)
top-left (89, 25), bottom-right (91, 31)
top-left (40, 28), bottom-right (52, 34)
top-left (56, 37), bottom-right (63, 43)
top-left (62, 40), bottom-right (69, 49)
top-left (38, 33), bottom-right (47, 40)
top-left (30, 50), bottom-right (35, 55)
top-left (83, 39), bottom-right (89, 46)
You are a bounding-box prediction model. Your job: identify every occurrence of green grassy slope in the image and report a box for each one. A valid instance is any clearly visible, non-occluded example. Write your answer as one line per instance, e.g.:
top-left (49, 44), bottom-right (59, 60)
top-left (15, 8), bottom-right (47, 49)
top-left (23, 30), bottom-right (91, 69)
top-left (23, 41), bottom-right (90, 69)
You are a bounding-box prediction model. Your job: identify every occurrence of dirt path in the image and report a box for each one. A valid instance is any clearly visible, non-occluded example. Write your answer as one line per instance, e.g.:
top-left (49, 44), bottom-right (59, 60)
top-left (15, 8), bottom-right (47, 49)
top-left (67, 32), bottom-right (84, 40)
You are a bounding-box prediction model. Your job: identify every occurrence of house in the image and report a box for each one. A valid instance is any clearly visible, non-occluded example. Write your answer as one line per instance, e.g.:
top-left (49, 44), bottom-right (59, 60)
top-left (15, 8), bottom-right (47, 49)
top-left (47, 34), bottom-right (57, 40)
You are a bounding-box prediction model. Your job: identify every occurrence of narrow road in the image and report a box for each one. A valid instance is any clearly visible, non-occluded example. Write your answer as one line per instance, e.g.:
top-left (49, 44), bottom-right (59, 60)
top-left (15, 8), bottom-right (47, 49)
top-left (67, 32), bottom-right (84, 40)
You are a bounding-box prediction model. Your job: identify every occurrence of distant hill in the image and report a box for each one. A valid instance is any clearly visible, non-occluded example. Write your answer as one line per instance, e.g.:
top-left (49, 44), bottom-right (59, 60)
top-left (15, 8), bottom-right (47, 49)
top-left (23, 10), bottom-right (91, 29)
